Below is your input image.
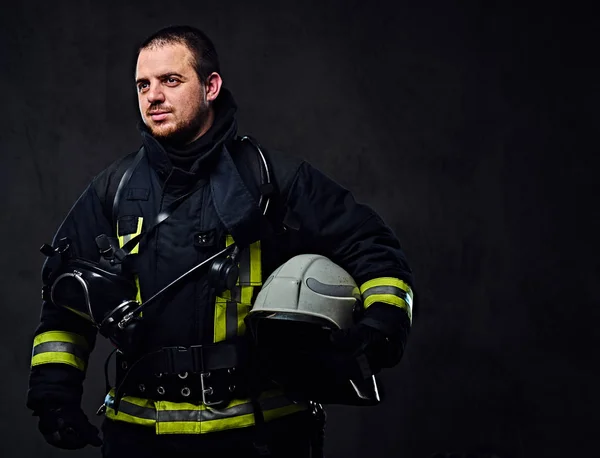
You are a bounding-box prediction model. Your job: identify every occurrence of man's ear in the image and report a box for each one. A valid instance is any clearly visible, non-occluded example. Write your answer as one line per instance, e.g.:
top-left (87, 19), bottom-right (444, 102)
top-left (205, 72), bottom-right (223, 103)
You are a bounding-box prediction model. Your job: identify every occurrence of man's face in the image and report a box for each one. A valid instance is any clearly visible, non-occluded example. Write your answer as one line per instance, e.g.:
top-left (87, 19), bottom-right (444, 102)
top-left (136, 42), bottom-right (210, 144)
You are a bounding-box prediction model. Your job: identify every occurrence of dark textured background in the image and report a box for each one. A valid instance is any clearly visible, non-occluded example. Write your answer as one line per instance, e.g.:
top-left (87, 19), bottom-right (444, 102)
top-left (1, 1), bottom-right (598, 457)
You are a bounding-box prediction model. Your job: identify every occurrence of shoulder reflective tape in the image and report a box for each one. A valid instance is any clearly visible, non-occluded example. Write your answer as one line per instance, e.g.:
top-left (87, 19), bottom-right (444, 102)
top-left (31, 331), bottom-right (89, 371)
top-left (105, 389), bottom-right (307, 434)
top-left (214, 236), bottom-right (262, 342)
top-left (117, 217), bottom-right (143, 304)
top-left (360, 277), bottom-right (414, 322)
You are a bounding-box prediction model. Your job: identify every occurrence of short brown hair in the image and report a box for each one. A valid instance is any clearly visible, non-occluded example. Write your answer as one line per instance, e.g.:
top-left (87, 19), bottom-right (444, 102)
top-left (137, 25), bottom-right (220, 83)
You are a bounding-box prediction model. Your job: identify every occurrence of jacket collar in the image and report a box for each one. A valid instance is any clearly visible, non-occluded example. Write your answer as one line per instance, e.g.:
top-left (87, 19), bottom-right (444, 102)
top-left (138, 88), bottom-right (238, 187)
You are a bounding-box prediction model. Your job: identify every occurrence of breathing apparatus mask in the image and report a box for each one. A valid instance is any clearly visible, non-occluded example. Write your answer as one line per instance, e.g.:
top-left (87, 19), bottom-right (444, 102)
top-left (40, 136), bottom-right (271, 352)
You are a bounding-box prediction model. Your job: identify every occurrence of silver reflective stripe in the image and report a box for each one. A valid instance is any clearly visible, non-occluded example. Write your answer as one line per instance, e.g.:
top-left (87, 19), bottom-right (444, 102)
top-left (32, 341), bottom-right (88, 360)
top-left (363, 285), bottom-right (411, 305)
top-left (202, 402), bottom-right (254, 421)
top-left (121, 233), bottom-right (134, 245)
top-left (305, 277), bottom-right (358, 298)
top-left (111, 393), bottom-right (298, 423)
top-left (114, 399), bottom-right (156, 421)
top-left (158, 403), bottom-right (253, 422)
top-left (158, 395), bottom-right (296, 423)
top-left (158, 409), bottom-right (203, 422)
top-left (226, 301), bottom-right (238, 340)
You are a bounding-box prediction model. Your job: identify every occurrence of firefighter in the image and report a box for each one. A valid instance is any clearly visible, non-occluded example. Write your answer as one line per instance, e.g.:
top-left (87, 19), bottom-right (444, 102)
top-left (27, 25), bottom-right (414, 458)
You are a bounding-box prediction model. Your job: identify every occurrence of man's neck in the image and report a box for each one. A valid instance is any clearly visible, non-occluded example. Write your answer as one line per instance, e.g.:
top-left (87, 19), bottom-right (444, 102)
top-left (186, 107), bottom-right (215, 145)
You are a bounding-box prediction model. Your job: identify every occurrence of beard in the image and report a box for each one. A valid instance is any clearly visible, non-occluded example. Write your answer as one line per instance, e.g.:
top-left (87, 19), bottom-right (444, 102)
top-left (147, 91), bottom-right (212, 146)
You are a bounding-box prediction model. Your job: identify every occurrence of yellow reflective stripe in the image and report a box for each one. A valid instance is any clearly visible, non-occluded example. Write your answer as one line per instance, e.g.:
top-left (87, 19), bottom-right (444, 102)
top-left (31, 352), bottom-right (86, 371)
top-left (134, 276), bottom-right (142, 304)
top-left (105, 390), bottom-right (159, 426)
top-left (106, 403), bottom-right (156, 426)
top-left (240, 286), bottom-right (253, 304)
top-left (156, 396), bottom-right (306, 434)
top-left (360, 277), bottom-right (412, 294)
top-left (117, 217), bottom-right (143, 254)
top-left (31, 331), bottom-right (89, 371)
top-left (214, 237), bottom-right (238, 341)
top-left (132, 217), bottom-right (143, 253)
top-left (104, 389), bottom-right (307, 434)
top-left (214, 296), bottom-right (227, 343)
top-left (363, 292), bottom-right (412, 322)
top-left (237, 303), bottom-right (251, 336)
top-left (249, 241), bottom-right (262, 285)
top-left (158, 420), bottom-right (202, 434)
top-left (33, 330), bottom-right (89, 348)
top-left (215, 236), bottom-right (262, 341)
top-left (117, 217), bottom-right (144, 306)
top-left (364, 292), bottom-right (410, 311)
top-left (199, 413), bottom-right (254, 434)
top-left (360, 277), bottom-right (414, 322)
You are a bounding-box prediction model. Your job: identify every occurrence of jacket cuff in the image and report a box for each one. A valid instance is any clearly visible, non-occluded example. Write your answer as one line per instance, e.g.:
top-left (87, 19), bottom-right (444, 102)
top-left (360, 302), bottom-right (411, 343)
top-left (27, 364), bottom-right (85, 413)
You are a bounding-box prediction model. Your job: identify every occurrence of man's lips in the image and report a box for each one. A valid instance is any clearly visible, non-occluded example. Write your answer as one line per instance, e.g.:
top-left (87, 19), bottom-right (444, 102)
top-left (149, 111), bottom-right (170, 121)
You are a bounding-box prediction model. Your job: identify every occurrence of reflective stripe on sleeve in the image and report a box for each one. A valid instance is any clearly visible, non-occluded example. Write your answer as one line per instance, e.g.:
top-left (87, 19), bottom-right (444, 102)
top-left (360, 277), bottom-right (413, 323)
top-left (31, 331), bottom-right (90, 371)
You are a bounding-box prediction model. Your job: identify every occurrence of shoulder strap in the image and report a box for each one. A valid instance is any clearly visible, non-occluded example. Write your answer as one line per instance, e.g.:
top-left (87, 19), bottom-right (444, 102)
top-left (93, 148), bottom-right (143, 229)
top-left (235, 135), bottom-right (277, 207)
top-left (101, 139), bottom-right (280, 242)
top-left (111, 147), bottom-right (145, 229)
top-left (228, 136), bottom-right (284, 235)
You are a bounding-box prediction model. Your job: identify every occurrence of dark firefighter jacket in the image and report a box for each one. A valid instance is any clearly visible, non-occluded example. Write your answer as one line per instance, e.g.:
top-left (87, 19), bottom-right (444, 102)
top-left (28, 89), bottom-right (414, 435)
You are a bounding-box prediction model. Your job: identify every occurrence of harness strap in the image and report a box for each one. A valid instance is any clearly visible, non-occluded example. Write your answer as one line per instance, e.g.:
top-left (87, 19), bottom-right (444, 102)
top-left (112, 148), bottom-right (145, 229)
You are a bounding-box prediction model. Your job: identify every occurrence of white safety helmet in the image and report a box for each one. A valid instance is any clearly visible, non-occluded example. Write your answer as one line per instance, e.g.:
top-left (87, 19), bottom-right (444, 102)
top-left (248, 253), bottom-right (361, 330)
top-left (245, 254), bottom-right (381, 405)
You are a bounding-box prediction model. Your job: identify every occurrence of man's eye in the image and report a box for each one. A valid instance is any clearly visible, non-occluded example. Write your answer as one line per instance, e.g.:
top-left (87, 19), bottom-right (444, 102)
top-left (166, 77), bottom-right (180, 84)
top-left (137, 83), bottom-right (149, 92)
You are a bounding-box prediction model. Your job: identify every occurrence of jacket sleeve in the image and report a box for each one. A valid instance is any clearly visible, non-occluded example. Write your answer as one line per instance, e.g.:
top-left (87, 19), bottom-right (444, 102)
top-left (282, 161), bottom-right (414, 359)
top-left (27, 180), bottom-right (115, 412)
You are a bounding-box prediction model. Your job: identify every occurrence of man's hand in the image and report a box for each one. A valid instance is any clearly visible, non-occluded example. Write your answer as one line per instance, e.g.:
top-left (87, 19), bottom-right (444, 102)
top-left (329, 323), bottom-right (402, 378)
top-left (36, 405), bottom-right (102, 450)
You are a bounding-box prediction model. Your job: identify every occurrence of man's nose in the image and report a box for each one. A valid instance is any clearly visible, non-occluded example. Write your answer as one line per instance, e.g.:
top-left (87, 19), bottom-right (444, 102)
top-left (146, 83), bottom-right (165, 104)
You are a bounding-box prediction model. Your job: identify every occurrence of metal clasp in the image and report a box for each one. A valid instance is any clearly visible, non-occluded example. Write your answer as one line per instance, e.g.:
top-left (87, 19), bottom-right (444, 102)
top-left (200, 372), bottom-right (221, 406)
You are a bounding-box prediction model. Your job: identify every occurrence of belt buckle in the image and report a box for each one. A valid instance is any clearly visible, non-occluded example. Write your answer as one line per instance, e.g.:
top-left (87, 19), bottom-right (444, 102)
top-left (200, 371), bottom-right (223, 406)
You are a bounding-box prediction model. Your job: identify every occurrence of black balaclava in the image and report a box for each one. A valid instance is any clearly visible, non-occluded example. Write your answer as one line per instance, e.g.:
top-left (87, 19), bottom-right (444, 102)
top-left (138, 87), bottom-right (238, 173)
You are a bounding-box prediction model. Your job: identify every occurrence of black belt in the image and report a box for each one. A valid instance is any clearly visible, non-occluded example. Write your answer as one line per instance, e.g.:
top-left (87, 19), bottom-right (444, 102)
top-left (152, 343), bottom-right (245, 375)
top-left (115, 342), bottom-right (256, 407)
